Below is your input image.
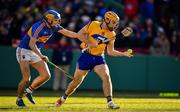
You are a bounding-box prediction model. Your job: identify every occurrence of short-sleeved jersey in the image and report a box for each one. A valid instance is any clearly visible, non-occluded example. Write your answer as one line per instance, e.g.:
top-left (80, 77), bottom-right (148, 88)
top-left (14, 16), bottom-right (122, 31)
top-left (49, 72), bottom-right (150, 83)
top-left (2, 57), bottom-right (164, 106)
top-left (80, 21), bottom-right (116, 55)
top-left (18, 20), bottom-right (63, 50)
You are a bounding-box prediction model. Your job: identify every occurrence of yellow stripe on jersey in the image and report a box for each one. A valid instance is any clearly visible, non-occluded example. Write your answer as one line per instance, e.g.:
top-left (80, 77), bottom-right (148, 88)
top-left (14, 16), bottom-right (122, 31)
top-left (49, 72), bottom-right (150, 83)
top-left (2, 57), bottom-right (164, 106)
top-left (27, 27), bottom-right (32, 37)
top-left (80, 21), bottom-right (116, 55)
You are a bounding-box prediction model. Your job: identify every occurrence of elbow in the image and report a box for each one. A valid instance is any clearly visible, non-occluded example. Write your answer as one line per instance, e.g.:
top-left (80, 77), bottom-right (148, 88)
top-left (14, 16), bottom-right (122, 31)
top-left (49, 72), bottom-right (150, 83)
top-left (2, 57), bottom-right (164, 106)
top-left (107, 50), bottom-right (115, 56)
top-left (29, 42), bottom-right (32, 49)
top-left (29, 41), bottom-right (34, 50)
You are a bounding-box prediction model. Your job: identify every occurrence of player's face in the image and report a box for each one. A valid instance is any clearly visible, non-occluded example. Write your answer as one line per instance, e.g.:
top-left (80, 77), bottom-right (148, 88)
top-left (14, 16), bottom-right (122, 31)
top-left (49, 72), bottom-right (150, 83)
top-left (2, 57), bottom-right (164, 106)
top-left (105, 19), bottom-right (119, 31)
top-left (52, 19), bottom-right (61, 27)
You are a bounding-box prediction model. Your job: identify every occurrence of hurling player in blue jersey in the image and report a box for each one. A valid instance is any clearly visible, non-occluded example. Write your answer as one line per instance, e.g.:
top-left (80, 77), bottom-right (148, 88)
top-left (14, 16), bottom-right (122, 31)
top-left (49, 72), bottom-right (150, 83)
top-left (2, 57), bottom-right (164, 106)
top-left (16, 10), bottom-right (95, 107)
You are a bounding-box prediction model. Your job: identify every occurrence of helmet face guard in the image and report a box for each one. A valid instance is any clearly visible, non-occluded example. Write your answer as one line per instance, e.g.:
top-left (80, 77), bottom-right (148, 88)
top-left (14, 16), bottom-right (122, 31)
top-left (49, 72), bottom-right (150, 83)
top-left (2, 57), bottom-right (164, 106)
top-left (43, 10), bottom-right (61, 28)
top-left (104, 11), bottom-right (119, 31)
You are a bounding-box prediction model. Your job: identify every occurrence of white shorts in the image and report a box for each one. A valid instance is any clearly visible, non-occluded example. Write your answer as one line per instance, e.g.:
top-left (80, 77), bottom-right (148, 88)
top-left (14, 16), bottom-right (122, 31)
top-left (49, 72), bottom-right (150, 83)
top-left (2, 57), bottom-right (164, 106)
top-left (16, 47), bottom-right (42, 63)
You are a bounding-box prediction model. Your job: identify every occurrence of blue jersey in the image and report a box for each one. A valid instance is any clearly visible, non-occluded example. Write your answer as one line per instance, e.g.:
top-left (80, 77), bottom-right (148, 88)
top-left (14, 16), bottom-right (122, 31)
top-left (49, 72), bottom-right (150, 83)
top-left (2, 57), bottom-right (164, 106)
top-left (18, 20), bottom-right (63, 49)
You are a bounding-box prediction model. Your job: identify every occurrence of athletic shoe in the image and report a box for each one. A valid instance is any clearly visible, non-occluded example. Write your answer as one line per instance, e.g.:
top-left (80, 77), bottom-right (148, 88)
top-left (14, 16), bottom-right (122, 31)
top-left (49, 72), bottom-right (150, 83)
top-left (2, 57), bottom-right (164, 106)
top-left (108, 101), bottom-right (120, 109)
top-left (55, 97), bottom-right (65, 107)
top-left (16, 98), bottom-right (26, 107)
top-left (25, 91), bottom-right (35, 104)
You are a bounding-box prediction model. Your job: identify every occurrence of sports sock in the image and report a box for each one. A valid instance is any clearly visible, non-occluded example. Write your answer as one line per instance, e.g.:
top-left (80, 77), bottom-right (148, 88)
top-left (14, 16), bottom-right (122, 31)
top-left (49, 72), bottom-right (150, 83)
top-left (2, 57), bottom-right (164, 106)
top-left (26, 86), bottom-right (34, 93)
top-left (106, 96), bottom-right (112, 103)
top-left (17, 96), bottom-right (22, 100)
top-left (62, 94), bottom-right (68, 100)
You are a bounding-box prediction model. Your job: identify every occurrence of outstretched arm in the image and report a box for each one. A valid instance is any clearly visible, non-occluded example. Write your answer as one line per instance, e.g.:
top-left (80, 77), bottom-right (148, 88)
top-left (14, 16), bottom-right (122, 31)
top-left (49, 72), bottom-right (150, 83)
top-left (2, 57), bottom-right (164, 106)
top-left (58, 28), bottom-right (92, 44)
top-left (106, 40), bottom-right (133, 57)
top-left (58, 24), bottom-right (97, 47)
top-left (58, 28), bottom-right (79, 38)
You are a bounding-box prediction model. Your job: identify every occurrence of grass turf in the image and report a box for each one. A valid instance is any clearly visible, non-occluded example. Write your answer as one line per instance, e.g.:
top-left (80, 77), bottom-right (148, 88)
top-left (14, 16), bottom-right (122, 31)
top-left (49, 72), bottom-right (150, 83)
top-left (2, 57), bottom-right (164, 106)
top-left (0, 95), bottom-right (180, 112)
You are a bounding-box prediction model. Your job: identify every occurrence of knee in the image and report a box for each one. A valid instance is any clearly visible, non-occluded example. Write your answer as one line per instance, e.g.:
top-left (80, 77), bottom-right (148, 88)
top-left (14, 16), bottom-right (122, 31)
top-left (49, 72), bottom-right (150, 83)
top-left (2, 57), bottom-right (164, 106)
top-left (43, 73), bottom-right (51, 81)
top-left (102, 73), bottom-right (111, 82)
top-left (22, 76), bottom-right (31, 83)
top-left (46, 73), bottom-right (51, 80)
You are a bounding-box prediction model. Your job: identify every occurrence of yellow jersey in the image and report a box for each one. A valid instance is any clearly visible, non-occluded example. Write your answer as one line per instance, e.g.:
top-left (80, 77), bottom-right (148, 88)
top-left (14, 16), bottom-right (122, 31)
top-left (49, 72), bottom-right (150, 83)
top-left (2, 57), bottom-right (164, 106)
top-left (80, 21), bottom-right (116, 55)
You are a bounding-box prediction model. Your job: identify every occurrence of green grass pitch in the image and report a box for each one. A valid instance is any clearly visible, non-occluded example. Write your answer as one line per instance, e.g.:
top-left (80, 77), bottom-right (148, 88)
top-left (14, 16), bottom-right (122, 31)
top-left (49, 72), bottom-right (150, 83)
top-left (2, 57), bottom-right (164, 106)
top-left (0, 94), bottom-right (180, 112)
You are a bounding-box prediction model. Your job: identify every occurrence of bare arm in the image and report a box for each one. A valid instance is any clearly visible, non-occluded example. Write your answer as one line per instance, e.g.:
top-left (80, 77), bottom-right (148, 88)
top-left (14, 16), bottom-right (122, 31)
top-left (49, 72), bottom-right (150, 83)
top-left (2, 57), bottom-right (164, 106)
top-left (29, 37), bottom-right (49, 62)
top-left (58, 28), bottom-right (95, 45)
top-left (58, 29), bottom-right (79, 38)
top-left (29, 37), bottom-right (43, 57)
top-left (107, 41), bottom-right (133, 57)
top-left (58, 25), bottom-right (93, 44)
top-left (77, 26), bottom-right (93, 44)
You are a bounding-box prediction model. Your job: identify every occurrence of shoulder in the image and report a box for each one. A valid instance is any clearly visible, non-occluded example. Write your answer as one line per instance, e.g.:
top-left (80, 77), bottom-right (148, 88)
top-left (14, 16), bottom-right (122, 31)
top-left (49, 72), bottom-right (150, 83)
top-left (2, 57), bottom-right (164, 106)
top-left (107, 31), bottom-right (116, 38)
top-left (90, 21), bottom-right (101, 26)
top-left (111, 31), bottom-right (116, 37)
top-left (85, 21), bottom-right (101, 30)
top-left (53, 25), bottom-right (64, 32)
top-left (32, 20), bottom-right (46, 29)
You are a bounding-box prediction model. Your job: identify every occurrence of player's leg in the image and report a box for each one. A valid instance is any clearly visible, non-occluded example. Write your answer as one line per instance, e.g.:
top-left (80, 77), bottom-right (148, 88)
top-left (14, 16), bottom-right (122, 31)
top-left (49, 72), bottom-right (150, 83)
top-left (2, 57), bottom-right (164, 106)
top-left (65, 68), bottom-right (88, 95)
top-left (25, 60), bottom-right (51, 104)
top-left (16, 61), bottom-right (31, 106)
top-left (94, 64), bottom-right (120, 109)
top-left (94, 64), bottom-right (112, 97)
top-left (55, 52), bottom-right (92, 107)
top-left (55, 67), bottom-right (88, 107)
top-left (16, 47), bottom-right (32, 106)
top-left (30, 60), bottom-right (51, 89)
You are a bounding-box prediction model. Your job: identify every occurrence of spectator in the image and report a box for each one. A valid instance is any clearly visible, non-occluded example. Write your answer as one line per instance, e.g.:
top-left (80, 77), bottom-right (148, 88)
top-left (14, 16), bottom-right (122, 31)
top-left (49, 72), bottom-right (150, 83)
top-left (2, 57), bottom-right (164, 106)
top-left (124, 0), bottom-right (139, 19)
top-left (171, 30), bottom-right (180, 56)
top-left (140, 0), bottom-right (155, 20)
top-left (0, 0), bottom-right (179, 55)
top-left (143, 18), bottom-right (157, 48)
top-left (150, 27), bottom-right (170, 56)
top-left (52, 37), bottom-right (73, 91)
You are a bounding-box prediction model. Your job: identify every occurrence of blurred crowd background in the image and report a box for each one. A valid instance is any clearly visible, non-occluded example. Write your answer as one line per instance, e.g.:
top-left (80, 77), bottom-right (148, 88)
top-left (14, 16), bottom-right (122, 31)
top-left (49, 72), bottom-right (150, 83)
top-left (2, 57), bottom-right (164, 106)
top-left (0, 0), bottom-right (180, 56)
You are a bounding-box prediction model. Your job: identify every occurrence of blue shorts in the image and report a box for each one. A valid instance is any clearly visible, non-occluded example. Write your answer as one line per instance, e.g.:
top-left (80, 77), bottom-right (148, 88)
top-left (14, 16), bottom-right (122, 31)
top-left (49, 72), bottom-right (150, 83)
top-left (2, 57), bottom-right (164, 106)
top-left (78, 52), bottom-right (106, 70)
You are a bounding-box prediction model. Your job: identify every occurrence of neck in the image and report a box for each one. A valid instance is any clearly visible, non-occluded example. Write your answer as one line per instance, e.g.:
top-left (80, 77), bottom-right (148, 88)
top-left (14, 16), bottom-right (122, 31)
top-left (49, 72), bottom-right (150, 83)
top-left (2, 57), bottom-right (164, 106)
top-left (46, 22), bottom-right (52, 29)
top-left (101, 22), bottom-right (109, 30)
top-left (43, 19), bottom-right (52, 29)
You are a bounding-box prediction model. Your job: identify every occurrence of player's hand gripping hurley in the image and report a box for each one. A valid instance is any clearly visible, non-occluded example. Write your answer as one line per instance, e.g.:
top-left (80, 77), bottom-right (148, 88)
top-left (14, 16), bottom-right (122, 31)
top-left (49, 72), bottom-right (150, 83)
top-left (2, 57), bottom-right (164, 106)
top-left (82, 27), bottom-right (133, 52)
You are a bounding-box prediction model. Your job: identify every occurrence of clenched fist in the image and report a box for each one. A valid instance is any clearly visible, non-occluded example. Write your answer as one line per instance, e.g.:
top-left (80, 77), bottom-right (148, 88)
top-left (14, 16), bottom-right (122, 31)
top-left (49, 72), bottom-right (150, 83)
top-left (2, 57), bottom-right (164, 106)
top-left (40, 55), bottom-right (49, 62)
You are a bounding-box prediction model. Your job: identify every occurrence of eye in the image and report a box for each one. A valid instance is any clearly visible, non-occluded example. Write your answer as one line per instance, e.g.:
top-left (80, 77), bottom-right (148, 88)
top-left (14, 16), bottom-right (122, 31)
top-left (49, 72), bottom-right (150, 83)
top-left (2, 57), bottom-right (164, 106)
top-left (55, 19), bottom-right (61, 23)
top-left (58, 19), bottom-right (61, 23)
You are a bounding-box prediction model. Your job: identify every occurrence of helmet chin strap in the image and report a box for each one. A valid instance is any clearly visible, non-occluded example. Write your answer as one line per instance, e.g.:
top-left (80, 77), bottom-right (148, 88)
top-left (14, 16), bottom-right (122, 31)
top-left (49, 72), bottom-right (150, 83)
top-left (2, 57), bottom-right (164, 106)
top-left (105, 22), bottom-right (114, 31)
top-left (104, 19), bottom-right (114, 31)
top-left (43, 18), bottom-right (54, 29)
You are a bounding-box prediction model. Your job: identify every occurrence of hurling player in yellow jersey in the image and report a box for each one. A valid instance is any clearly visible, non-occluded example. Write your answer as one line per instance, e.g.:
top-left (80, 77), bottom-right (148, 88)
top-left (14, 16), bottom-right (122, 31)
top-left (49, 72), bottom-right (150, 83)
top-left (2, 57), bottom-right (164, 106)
top-left (55, 11), bottom-right (133, 109)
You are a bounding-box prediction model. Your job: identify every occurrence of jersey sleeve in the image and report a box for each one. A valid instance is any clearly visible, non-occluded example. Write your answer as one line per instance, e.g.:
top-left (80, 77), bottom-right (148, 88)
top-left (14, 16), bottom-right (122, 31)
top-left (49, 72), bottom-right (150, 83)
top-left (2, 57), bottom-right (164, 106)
top-left (53, 25), bottom-right (64, 32)
top-left (27, 24), bottom-right (38, 38)
top-left (84, 21), bottom-right (94, 34)
top-left (108, 31), bottom-right (116, 44)
top-left (108, 39), bottom-right (115, 44)
top-left (27, 22), bottom-right (45, 39)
